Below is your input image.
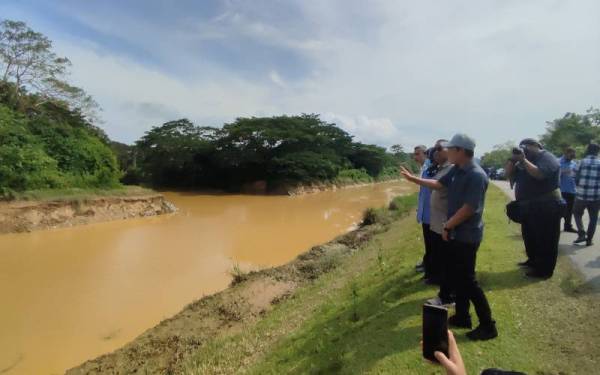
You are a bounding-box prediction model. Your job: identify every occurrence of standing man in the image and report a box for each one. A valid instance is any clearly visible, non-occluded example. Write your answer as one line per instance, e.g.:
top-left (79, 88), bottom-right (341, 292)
top-left (560, 147), bottom-right (578, 233)
top-left (413, 145), bottom-right (432, 275)
top-left (505, 139), bottom-right (562, 279)
top-left (573, 143), bottom-right (600, 246)
top-left (401, 134), bottom-right (497, 341)
top-left (425, 140), bottom-right (455, 305)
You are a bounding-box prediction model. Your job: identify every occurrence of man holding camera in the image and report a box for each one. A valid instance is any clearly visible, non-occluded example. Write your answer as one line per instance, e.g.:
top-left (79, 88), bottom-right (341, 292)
top-left (401, 134), bottom-right (497, 341)
top-left (505, 138), bottom-right (562, 279)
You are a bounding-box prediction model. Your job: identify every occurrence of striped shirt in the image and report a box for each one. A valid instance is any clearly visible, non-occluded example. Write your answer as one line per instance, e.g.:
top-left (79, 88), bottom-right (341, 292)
top-left (575, 155), bottom-right (600, 201)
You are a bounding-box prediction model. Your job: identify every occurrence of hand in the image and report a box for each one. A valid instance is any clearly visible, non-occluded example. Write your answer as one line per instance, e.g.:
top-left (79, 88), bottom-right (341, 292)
top-left (513, 153), bottom-right (525, 163)
top-left (399, 166), bottom-right (416, 182)
top-left (442, 229), bottom-right (450, 242)
top-left (434, 330), bottom-right (467, 375)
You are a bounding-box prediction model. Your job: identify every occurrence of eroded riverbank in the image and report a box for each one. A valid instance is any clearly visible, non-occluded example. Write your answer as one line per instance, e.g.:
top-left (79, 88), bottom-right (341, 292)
top-left (0, 194), bottom-right (176, 234)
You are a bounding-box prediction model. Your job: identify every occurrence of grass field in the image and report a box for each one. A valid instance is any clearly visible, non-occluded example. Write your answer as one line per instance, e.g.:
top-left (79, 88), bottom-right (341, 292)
top-left (185, 185), bottom-right (600, 375)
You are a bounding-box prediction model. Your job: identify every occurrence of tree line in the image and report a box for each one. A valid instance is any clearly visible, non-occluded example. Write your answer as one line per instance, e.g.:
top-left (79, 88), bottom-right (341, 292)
top-left (115, 115), bottom-right (415, 192)
top-left (481, 108), bottom-right (600, 170)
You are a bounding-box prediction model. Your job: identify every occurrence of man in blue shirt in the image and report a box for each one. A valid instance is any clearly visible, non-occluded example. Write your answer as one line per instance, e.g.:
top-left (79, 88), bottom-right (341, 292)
top-left (559, 147), bottom-right (578, 233)
top-left (401, 134), bottom-right (497, 341)
top-left (413, 145), bottom-right (432, 274)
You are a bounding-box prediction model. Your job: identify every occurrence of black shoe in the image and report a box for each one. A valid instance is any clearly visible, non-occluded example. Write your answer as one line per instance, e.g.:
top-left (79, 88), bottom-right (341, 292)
top-left (586, 240), bottom-right (593, 246)
top-left (517, 260), bottom-right (532, 268)
top-left (525, 270), bottom-right (552, 279)
top-left (448, 315), bottom-right (472, 329)
top-left (574, 235), bottom-right (587, 244)
top-left (466, 323), bottom-right (498, 341)
top-left (564, 227), bottom-right (578, 233)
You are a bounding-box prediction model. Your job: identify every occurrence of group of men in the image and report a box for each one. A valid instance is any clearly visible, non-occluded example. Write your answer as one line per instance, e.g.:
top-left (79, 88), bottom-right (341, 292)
top-left (400, 134), bottom-right (497, 341)
top-left (401, 134), bottom-right (600, 344)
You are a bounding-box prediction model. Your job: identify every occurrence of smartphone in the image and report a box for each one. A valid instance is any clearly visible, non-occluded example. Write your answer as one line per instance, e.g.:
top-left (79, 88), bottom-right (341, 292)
top-left (422, 304), bottom-right (449, 362)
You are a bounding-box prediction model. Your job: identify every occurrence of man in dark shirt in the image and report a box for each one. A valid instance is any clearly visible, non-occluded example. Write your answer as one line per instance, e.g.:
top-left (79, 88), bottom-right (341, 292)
top-left (505, 138), bottom-right (562, 278)
top-left (401, 133), bottom-right (497, 341)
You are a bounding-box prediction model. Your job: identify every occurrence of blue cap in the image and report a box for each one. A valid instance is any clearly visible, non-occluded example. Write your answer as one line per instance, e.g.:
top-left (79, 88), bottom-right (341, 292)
top-left (447, 133), bottom-right (476, 151)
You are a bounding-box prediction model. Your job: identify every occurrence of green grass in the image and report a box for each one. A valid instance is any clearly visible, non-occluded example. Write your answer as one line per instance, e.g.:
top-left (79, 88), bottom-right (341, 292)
top-left (3, 185), bottom-right (156, 202)
top-left (186, 186), bottom-right (600, 374)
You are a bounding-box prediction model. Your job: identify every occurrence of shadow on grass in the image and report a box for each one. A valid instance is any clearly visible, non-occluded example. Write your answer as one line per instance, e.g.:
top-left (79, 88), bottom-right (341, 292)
top-left (478, 268), bottom-right (544, 291)
top-left (258, 272), bottom-right (427, 374)
top-left (559, 272), bottom-right (600, 296)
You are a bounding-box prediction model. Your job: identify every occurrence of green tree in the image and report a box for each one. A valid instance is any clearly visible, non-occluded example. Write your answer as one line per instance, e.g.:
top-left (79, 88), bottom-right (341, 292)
top-left (480, 141), bottom-right (516, 169)
top-left (348, 143), bottom-right (387, 177)
top-left (540, 108), bottom-right (600, 155)
top-left (135, 119), bottom-right (215, 186)
top-left (0, 19), bottom-right (99, 122)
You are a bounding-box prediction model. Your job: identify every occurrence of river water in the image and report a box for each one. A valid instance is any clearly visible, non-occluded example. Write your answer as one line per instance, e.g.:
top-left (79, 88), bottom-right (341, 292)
top-left (0, 181), bottom-right (413, 374)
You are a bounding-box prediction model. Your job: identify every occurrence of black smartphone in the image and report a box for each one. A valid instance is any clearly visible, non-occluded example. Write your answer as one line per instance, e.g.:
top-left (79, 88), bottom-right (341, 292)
top-left (422, 304), bottom-right (449, 362)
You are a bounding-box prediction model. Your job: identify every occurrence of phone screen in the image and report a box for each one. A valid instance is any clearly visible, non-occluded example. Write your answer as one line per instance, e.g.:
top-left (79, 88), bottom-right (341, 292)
top-left (422, 304), bottom-right (449, 362)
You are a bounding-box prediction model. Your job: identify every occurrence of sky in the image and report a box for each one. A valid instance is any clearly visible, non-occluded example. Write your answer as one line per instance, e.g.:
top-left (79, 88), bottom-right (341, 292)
top-left (1, 0), bottom-right (599, 154)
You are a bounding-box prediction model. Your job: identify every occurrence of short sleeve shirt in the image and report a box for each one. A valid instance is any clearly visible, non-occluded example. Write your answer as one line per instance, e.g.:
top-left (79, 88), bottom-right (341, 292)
top-left (439, 161), bottom-right (488, 244)
top-left (429, 162), bottom-right (453, 235)
top-left (514, 150), bottom-right (560, 201)
top-left (559, 156), bottom-right (577, 194)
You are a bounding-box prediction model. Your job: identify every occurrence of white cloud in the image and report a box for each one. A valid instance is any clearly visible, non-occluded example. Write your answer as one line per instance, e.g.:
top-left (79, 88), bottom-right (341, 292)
top-left (321, 113), bottom-right (418, 149)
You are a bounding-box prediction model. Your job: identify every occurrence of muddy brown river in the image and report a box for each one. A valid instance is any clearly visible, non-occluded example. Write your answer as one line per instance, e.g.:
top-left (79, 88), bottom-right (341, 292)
top-left (0, 181), bottom-right (413, 374)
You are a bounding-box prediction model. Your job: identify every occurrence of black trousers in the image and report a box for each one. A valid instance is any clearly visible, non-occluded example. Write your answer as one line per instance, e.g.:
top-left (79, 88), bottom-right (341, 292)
top-left (520, 200), bottom-right (562, 277)
top-left (430, 231), bottom-right (453, 301)
top-left (422, 223), bottom-right (435, 278)
top-left (561, 192), bottom-right (575, 229)
top-left (573, 199), bottom-right (600, 241)
top-left (448, 240), bottom-right (493, 326)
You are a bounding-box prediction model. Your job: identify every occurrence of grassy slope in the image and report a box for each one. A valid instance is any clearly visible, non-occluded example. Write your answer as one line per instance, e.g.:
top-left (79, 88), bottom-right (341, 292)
top-left (186, 186), bottom-right (600, 375)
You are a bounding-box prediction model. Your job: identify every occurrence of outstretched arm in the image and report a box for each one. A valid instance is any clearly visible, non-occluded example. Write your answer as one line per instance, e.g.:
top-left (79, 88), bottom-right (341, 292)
top-left (399, 166), bottom-right (443, 190)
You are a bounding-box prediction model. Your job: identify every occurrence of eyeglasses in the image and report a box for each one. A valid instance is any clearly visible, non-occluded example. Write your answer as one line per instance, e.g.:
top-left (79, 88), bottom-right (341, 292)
top-left (435, 146), bottom-right (447, 152)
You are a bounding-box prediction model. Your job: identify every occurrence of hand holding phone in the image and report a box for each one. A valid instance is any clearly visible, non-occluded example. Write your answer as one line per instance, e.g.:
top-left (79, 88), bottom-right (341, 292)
top-left (422, 304), bottom-right (449, 362)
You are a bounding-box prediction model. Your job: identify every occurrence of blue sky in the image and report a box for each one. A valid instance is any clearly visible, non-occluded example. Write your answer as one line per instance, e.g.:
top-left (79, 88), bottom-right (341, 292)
top-left (2, 0), bottom-right (599, 153)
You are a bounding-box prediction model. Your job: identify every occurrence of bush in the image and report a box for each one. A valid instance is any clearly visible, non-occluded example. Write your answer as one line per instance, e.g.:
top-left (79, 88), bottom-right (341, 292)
top-left (361, 207), bottom-right (390, 226)
top-left (388, 193), bottom-right (418, 213)
top-left (334, 168), bottom-right (373, 185)
top-left (0, 101), bottom-right (121, 194)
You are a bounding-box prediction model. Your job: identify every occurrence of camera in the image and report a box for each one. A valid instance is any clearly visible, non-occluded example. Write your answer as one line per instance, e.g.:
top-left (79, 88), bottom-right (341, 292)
top-left (512, 147), bottom-right (524, 156)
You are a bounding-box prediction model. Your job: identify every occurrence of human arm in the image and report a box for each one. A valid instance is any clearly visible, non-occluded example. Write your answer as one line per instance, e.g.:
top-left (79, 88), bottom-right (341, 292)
top-left (504, 159), bottom-right (517, 181)
top-left (399, 166), bottom-right (444, 190)
top-left (442, 204), bottom-right (475, 241)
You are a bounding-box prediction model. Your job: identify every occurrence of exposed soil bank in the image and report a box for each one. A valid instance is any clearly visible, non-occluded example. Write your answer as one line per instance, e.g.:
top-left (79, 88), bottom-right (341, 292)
top-left (66, 209), bottom-right (402, 374)
top-left (0, 194), bottom-right (176, 234)
top-left (241, 178), bottom-right (401, 195)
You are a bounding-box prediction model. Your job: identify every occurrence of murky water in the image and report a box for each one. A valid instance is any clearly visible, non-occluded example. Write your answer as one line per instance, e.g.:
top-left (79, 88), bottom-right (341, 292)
top-left (0, 181), bottom-right (413, 374)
